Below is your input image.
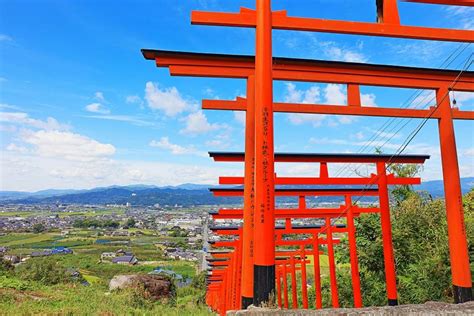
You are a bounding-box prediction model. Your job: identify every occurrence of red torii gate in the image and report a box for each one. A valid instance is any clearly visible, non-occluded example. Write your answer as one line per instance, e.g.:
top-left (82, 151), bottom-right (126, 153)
top-left (143, 0), bottom-right (473, 306)
top-left (210, 152), bottom-right (428, 305)
top-left (142, 46), bottom-right (473, 304)
top-left (208, 224), bottom-right (346, 312)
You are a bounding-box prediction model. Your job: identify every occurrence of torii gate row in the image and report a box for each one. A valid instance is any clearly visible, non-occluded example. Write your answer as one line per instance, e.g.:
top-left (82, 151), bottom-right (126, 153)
top-left (208, 222), bottom-right (358, 309)
top-left (143, 47), bottom-right (472, 304)
top-left (187, 4), bottom-right (473, 302)
top-left (208, 234), bottom-right (339, 311)
top-left (208, 187), bottom-right (381, 219)
top-left (206, 237), bottom-right (315, 313)
top-left (210, 176), bottom-right (420, 305)
top-left (210, 152), bottom-right (426, 186)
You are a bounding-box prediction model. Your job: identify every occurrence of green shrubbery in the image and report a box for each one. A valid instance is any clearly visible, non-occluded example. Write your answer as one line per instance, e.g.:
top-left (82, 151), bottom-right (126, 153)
top-left (15, 257), bottom-right (70, 285)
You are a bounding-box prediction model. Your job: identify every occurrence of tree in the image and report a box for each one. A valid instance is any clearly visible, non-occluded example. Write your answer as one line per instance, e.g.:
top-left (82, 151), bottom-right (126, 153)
top-left (375, 147), bottom-right (422, 203)
top-left (124, 218), bottom-right (136, 229)
top-left (32, 223), bottom-right (46, 233)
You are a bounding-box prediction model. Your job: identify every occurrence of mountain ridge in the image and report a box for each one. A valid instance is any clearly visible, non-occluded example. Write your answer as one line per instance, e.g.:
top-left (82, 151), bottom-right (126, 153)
top-left (1, 178), bottom-right (472, 206)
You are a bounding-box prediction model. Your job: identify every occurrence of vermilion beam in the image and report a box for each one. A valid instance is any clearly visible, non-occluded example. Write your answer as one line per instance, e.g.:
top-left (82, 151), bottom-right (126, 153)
top-left (219, 175), bottom-right (421, 186)
top-left (210, 187), bottom-right (380, 197)
top-left (191, 8), bottom-right (474, 42)
top-left (202, 98), bottom-right (474, 121)
top-left (142, 50), bottom-right (474, 91)
top-left (210, 206), bottom-right (379, 220)
top-left (403, 0), bottom-right (474, 6)
top-left (209, 152), bottom-right (430, 164)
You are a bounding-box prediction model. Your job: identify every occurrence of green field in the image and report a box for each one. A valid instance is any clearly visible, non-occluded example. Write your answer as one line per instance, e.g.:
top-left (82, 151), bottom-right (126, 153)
top-left (0, 228), bottom-right (210, 315)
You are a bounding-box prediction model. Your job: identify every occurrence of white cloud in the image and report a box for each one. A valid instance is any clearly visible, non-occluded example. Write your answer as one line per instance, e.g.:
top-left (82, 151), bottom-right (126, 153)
top-left (85, 114), bottom-right (154, 127)
top-left (322, 43), bottom-right (367, 63)
top-left (94, 92), bottom-right (106, 102)
top-left (446, 6), bottom-right (474, 30)
top-left (126, 95), bottom-right (143, 105)
top-left (450, 91), bottom-right (474, 108)
top-left (85, 103), bottom-right (110, 114)
top-left (6, 143), bottom-right (29, 154)
top-left (288, 113), bottom-right (326, 127)
top-left (361, 93), bottom-right (377, 107)
top-left (465, 148), bottom-right (474, 157)
top-left (324, 84), bottom-right (346, 105)
top-left (145, 81), bottom-right (190, 116)
top-left (284, 83), bottom-right (321, 104)
top-left (234, 111), bottom-right (246, 125)
top-left (149, 137), bottom-right (204, 156)
top-left (180, 110), bottom-right (223, 135)
top-left (0, 112), bottom-right (70, 131)
top-left (0, 34), bottom-right (12, 42)
top-left (21, 130), bottom-right (115, 162)
top-left (284, 83), bottom-right (326, 127)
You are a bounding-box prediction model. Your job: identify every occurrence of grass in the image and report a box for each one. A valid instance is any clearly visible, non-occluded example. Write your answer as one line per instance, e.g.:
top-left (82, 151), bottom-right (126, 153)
top-left (0, 228), bottom-right (209, 315)
top-left (0, 283), bottom-right (213, 315)
top-left (0, 233), bottom-right (59, 247)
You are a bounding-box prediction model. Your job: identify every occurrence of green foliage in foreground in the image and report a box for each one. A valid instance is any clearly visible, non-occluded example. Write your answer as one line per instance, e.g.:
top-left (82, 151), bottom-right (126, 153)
top-left (0, 257), bottom-right (212, 315)
top-left (334, 190), bottom-right (474, 307)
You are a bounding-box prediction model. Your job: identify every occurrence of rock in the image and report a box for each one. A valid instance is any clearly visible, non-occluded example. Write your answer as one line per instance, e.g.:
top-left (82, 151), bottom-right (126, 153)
top-left (109, 274), bottom-right (174, 301)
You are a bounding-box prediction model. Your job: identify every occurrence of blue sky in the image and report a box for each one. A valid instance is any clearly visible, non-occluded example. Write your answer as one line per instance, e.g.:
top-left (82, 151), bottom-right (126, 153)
top-left (0, 0), bottom-right (473, 191)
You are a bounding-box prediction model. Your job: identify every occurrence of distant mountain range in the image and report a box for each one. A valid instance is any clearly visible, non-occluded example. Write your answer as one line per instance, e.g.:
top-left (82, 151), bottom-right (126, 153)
top-left (1, 178), bottom-right (473, 206)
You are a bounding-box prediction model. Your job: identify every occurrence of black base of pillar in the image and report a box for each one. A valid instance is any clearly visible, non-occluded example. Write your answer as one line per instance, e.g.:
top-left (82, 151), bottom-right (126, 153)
top-left (253, 264), bottom-right (275, 306)
top-left (242, 296), bottom-right (253, 309)
top-left (388, 299), bottom-right (398, 306)
top-left (453, 285), bottom-right (472, 303)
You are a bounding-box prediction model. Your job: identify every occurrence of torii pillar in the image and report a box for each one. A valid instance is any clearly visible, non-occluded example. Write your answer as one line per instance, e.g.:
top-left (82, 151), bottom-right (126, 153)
top-left (253, 0), bottom-right (276, 306)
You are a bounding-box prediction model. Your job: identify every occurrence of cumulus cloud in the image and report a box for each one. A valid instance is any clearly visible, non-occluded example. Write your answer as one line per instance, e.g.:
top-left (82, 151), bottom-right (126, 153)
top-left (145, 81), bottom-right (190, 116)
top-left (0, 112), bottom-right (70, 131)
top-left (324, 45), bottom-right (367, 63)
top-left (234, 111), bottom-right (246, 125)
top-left (149, 137), bottom-right (204, 156)
top-left (180, 110), bottom-right (223, 135)
top-left (21, 130), bottom-right (115, 162)
top-left (85, 103), bottom-right (110, 114)
top-left (361, 93), bottom-right (377, 107)
top-left (94, 91), bottom-right (106, 102)
top-left (6, 143), bottom-right (29, 154)
top-left (126, 95), bottom-right (143, 105)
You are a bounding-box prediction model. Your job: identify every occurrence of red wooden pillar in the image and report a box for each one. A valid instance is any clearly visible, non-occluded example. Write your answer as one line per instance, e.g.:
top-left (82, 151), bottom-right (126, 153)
top-left (253, 0), bottom-right (276, 305)
top-left (283, 262), bottom-right (289, 308)
top-left (290, 255), bottom-right (298, 308)
top-left (242, 75), bottom-right (256, 308)
top-left (313, 235), bottom-right (322, 309)
top-left (437, 87), bottom-right (472, 303)
top-left (377, 161), bottom-right (398, 305)
top-left (326, 217), bottom-right (339, 308)
top-left (345, 195), bottom-right (362, 307)
top-left (300, 246), bottom-right (309, 309)
top-left (276, 268), bottom-right (282, 308)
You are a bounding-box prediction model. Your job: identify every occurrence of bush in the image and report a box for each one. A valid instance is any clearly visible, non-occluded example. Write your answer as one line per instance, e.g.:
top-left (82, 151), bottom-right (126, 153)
top-left (0, 258), bottom-right (14, 276)
top-left (16, 257), bottom-right (70, 285)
